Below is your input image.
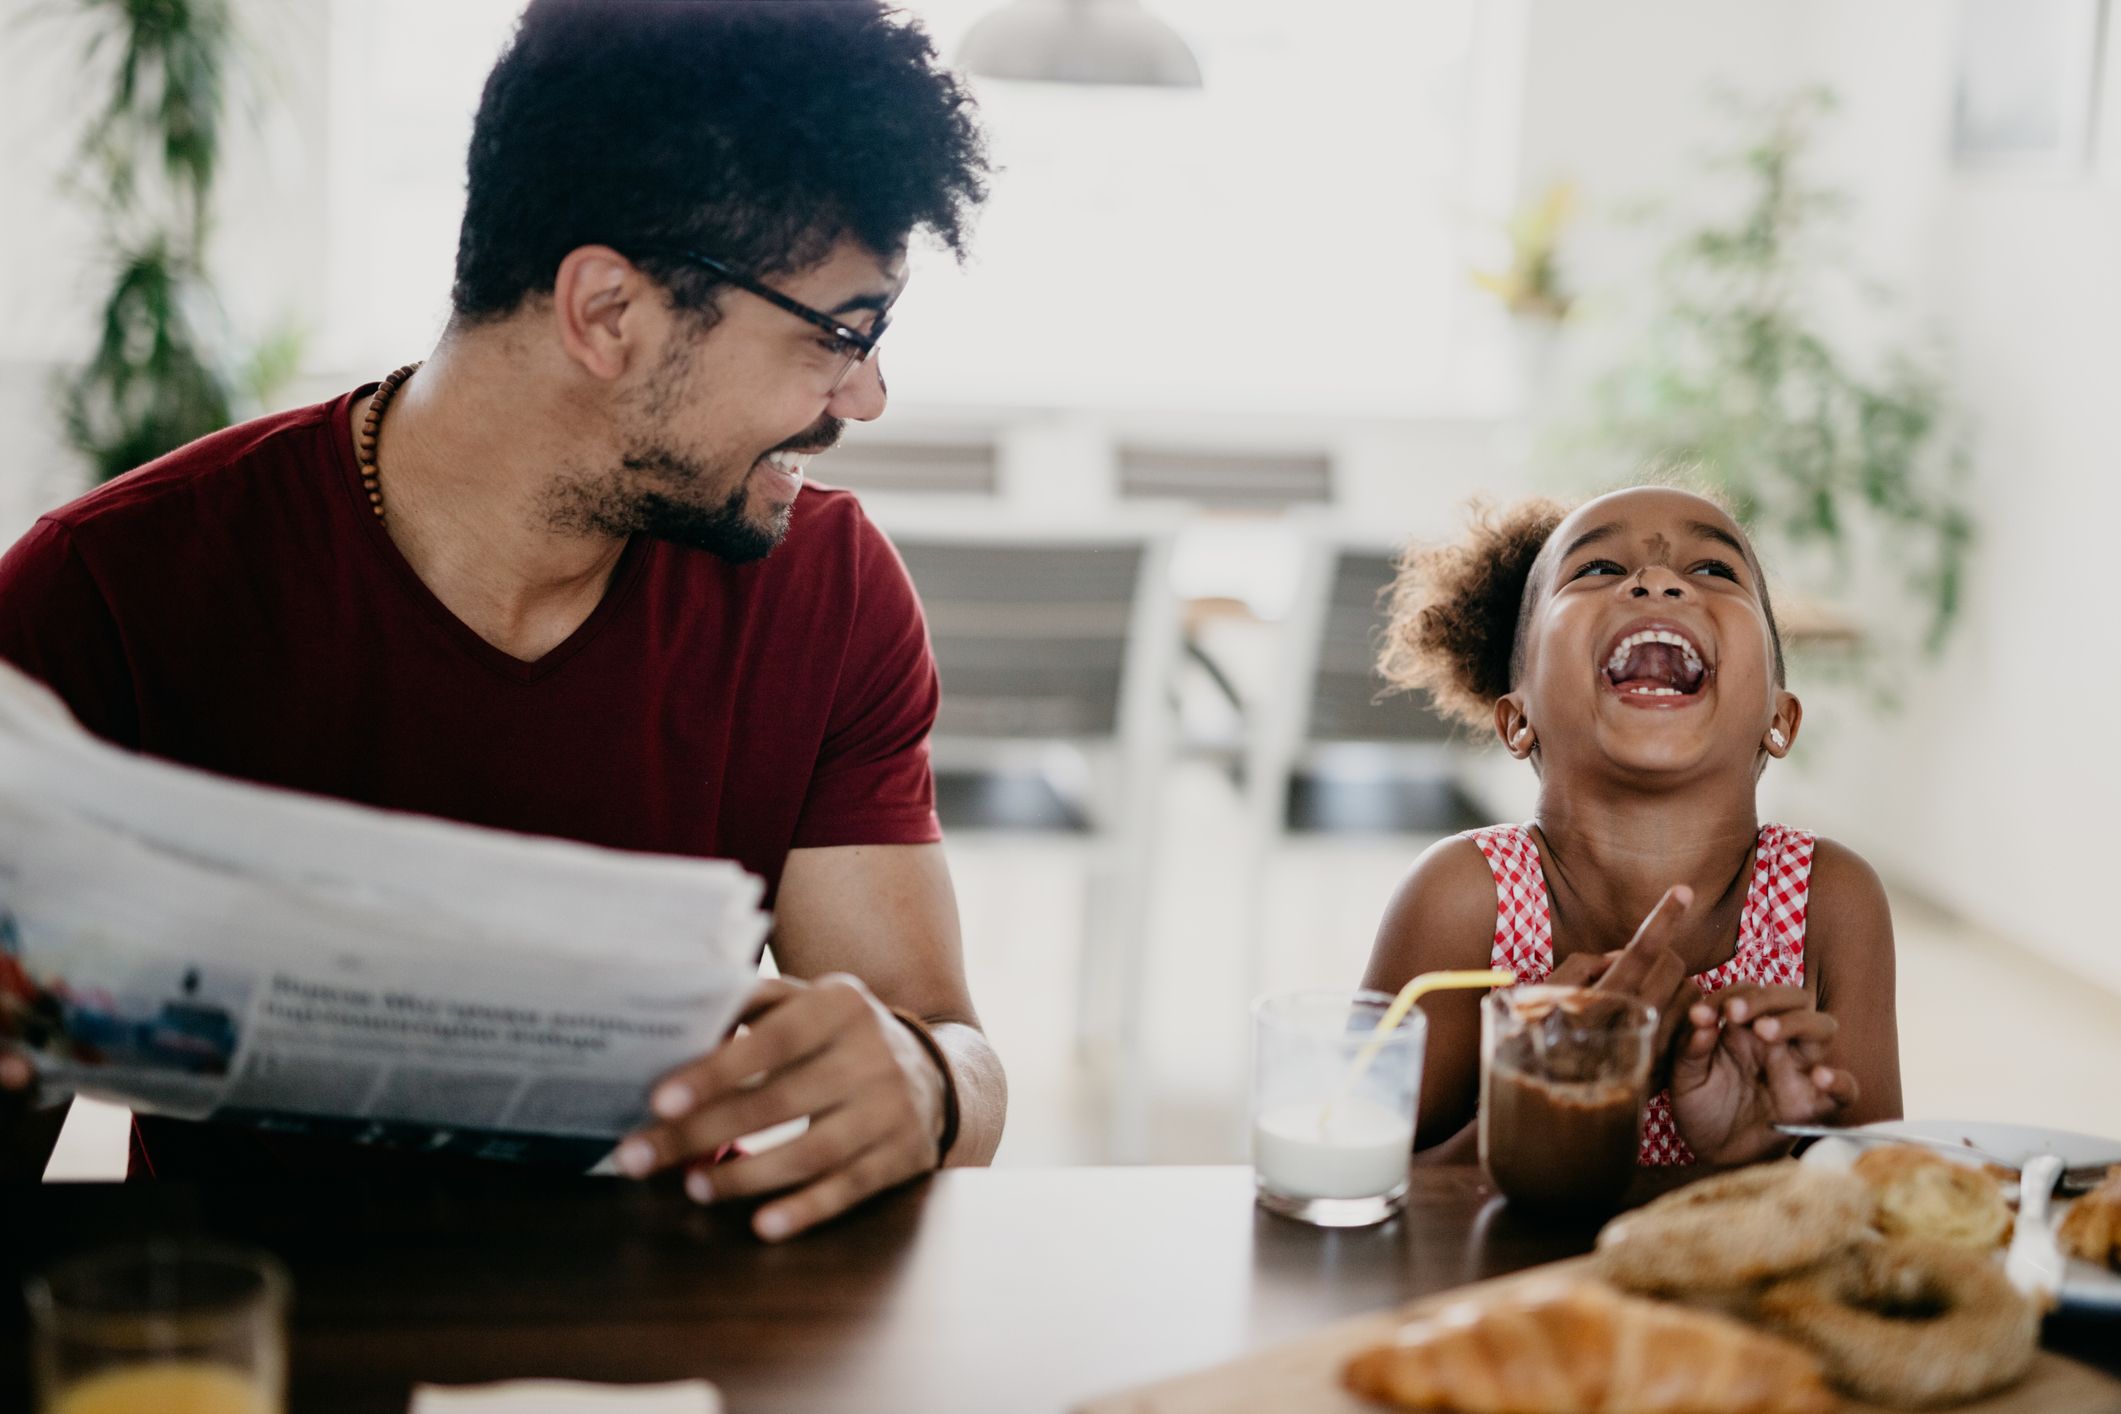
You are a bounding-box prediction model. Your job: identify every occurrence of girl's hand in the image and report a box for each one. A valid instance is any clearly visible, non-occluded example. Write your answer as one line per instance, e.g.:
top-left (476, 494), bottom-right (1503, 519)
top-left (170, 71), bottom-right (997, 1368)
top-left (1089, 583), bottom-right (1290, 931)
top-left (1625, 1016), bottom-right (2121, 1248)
top-left (1583, 885), bottom-right (1699, 1067)
top-left (1669, 985), bottom-right (1859, 1164)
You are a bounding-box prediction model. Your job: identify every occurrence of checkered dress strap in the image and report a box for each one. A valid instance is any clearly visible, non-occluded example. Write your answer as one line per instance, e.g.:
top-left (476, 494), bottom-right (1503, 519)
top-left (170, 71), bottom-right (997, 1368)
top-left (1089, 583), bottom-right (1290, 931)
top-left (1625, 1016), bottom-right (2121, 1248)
top-left (1636, 824), bottom-right (1817, 1166)
top-left (1466, 825), bottom-right (1553, 984)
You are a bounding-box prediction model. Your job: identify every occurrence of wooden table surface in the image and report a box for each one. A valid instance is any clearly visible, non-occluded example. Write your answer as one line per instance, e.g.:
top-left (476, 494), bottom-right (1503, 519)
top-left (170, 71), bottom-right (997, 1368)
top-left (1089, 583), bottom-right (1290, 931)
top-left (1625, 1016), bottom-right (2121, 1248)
top-left (3, 1166), bottom-right (2116, 1413)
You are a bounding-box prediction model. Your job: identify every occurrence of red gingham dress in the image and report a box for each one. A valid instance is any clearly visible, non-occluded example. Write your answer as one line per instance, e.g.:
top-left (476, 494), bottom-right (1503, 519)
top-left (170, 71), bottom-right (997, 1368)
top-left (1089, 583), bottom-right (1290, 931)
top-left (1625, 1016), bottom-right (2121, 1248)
top-left (1466, 822), bottom-right (1816, 1166)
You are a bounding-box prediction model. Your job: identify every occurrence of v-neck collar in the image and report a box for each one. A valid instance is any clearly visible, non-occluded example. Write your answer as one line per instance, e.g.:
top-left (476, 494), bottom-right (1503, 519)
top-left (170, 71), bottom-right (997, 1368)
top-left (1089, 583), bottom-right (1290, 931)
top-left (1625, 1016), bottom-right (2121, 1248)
top-left (327, 385), bottom-right (650, 685)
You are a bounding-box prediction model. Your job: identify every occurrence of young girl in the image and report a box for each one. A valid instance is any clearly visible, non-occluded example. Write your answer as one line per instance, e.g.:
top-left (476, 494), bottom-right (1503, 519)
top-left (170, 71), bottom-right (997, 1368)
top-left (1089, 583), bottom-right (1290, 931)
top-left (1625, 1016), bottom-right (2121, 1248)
top-left (1364, 485), bottom-right (1902, 1171)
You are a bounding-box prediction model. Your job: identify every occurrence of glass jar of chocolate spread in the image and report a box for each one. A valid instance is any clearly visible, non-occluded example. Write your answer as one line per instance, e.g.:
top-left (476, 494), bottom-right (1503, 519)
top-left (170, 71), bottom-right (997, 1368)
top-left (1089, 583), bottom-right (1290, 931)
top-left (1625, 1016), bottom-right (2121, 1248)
top-left (1479, 985), bottom-right (1657, 1216)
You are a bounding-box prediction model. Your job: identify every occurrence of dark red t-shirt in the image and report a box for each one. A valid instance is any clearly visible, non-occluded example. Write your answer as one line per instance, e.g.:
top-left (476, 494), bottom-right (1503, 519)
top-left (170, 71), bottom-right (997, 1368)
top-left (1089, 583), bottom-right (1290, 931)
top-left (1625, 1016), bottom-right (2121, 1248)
top-left (0, 387), bottom-right (943, 1176)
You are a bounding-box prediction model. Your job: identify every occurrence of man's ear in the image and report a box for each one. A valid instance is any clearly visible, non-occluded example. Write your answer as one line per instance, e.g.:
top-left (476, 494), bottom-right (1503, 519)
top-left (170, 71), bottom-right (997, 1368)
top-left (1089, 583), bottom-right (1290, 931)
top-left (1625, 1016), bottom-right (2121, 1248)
top-left (551, 245), bottom-right (656, 382)
top-left (1764, 690), bottom-right (1803, 759)
top-left (1495, 693), bottom-right (1536, 761)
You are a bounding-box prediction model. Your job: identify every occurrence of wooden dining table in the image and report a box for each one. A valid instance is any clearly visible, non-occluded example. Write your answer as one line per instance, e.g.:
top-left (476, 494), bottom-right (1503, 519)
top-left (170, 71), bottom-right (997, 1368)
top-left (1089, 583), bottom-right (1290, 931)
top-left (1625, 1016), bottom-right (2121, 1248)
top-left (4, 1166), bottom-right (2117, 1413)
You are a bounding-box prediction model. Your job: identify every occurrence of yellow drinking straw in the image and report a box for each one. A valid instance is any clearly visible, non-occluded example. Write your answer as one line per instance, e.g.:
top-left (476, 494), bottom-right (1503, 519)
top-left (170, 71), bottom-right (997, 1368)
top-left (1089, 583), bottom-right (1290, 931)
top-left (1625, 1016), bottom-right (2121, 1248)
top-left (1325, 968), bottom-right (1516, 1128)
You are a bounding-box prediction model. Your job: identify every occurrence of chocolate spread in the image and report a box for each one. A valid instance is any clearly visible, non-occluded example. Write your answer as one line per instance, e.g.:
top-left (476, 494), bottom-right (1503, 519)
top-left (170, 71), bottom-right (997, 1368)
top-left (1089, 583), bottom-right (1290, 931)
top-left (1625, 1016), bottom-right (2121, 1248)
top-left (1480, 987), bottom-right (1652, 1215)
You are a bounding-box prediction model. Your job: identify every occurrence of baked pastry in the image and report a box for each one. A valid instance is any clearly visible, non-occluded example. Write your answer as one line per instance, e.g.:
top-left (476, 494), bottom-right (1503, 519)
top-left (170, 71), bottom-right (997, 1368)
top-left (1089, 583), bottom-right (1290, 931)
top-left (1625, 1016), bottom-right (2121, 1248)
top-left (1342, 1277), bottom-right (1833, 1414)
top-left (1851, 1144), bottom-right (2012, 1249)
top-left (1593, 1162), bottom-right (1874, 1295)
top-left (2057, 1163), bottom-right (2121, 1270)
top-left (1756, 1238), bottom-right (2038, 1408)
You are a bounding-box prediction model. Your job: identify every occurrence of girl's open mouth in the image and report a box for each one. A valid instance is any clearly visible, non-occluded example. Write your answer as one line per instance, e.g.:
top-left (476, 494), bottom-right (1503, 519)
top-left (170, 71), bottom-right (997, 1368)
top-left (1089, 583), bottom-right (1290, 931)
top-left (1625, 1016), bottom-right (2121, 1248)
top-left (1601, 623), bottom-right (1710, 702)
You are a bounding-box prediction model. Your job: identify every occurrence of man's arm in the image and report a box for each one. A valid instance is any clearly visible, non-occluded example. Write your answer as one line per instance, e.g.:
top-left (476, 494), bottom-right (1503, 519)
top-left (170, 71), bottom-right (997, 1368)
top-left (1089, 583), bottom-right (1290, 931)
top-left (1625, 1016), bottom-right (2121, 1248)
top-left (770, 841), bottom-right (1004, 1166)
top-left (615, 842), bottom-right (1004, 1240)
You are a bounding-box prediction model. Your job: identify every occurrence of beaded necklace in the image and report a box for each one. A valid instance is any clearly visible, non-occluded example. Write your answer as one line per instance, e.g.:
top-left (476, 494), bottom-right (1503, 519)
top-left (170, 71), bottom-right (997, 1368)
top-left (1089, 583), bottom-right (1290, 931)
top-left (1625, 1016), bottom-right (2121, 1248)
top-left (352, 362), bottom-right (422, 523)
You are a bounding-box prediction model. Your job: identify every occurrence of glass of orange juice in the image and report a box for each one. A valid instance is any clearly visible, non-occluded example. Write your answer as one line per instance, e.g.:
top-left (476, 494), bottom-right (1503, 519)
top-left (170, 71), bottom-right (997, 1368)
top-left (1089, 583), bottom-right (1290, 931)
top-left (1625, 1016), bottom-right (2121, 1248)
top-left (26, 1241), bottom-right (288, 1414)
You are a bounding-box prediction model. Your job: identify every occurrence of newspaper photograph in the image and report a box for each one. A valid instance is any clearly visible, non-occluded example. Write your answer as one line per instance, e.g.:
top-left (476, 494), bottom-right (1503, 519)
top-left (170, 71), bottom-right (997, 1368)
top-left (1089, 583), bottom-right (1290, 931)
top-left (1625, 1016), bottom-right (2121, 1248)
top-left (0, 663), bottom-right (772, 1167)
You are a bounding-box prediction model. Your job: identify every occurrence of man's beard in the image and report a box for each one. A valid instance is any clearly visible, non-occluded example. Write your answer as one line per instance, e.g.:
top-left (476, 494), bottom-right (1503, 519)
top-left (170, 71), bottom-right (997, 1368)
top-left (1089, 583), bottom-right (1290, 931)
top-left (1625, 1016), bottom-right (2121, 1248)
top-left (559, 352), bottom-right (842, 561)
top-left (553, 332), bottom-right (838, 563)
top-left (621, 452), bottom-right (789, 564)
top-left (545, 441), bottom-right (785, 564)
top-left (544, 439), bottom-right (800, 564)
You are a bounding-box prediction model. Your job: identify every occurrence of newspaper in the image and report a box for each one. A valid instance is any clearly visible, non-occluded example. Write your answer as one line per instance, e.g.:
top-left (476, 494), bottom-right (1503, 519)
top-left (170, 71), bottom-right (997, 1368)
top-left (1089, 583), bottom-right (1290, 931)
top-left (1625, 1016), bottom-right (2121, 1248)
top-left (0, 662), bottom-right (770, 1167)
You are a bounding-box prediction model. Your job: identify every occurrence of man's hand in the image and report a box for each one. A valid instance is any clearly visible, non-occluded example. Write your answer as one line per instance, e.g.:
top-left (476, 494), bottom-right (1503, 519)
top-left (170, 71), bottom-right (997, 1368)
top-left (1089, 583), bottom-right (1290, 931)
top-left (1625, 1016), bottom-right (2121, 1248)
top-left (0, 1045), bottom-right (71, 1180)
top-left (1670, 985), bottom-right (1858, 1164)
top-left (0, 1048), bottom-right (35, 1130)
top-left (615, 973), bottom-right (949, 1242)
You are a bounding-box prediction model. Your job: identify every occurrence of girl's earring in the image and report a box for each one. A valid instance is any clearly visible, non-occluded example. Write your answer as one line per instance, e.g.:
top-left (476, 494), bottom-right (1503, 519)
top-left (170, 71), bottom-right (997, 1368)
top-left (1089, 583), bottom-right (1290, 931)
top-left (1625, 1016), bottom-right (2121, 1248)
top-left (1768, 728), bottom-right (1788, 752)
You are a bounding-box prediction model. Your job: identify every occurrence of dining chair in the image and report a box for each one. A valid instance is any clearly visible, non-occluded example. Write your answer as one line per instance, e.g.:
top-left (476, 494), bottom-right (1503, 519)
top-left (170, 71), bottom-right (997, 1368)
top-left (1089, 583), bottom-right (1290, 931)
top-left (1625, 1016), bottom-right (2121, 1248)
top-left (881, 517), bottom-right (1183, 1161)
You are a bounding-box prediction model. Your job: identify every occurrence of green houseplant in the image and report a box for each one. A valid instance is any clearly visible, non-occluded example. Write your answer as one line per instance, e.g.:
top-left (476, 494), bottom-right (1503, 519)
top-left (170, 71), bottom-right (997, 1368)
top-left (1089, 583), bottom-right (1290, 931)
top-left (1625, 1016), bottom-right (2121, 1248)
top-left (1581, 88), bottom-right (1973, 659)
top-left (50, 0), bottom-right (295, 482)
top-left (1472, 180), bottom-right (1577, 323)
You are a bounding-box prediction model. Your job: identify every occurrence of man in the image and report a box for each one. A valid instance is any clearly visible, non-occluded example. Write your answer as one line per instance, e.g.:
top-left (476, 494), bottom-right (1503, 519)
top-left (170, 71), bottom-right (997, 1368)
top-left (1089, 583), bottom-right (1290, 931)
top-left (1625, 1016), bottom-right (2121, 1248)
top-left (0, 0), bottom-right (1004, 1242)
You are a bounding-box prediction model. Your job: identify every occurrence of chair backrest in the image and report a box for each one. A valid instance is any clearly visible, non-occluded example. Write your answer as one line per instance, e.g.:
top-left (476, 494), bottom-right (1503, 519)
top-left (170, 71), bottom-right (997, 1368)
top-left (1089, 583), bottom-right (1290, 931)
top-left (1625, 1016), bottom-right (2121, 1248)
top-left (890, 537), bottom-right (1162, 743)
top-left (1303, 549), bottom-right (1451, 744)
top-left (1239, 538), bottom-right (1471, 840)
top-left (819, 434), bottom-right (999, 497)
top-left (1117, 445), bottom-right (1332, 509)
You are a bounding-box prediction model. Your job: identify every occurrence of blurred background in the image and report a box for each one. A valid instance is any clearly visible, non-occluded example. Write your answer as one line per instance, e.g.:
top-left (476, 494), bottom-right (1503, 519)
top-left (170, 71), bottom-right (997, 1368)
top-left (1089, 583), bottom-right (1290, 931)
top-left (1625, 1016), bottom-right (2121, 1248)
top-left (3, 0), bottom-right (2117, 1176)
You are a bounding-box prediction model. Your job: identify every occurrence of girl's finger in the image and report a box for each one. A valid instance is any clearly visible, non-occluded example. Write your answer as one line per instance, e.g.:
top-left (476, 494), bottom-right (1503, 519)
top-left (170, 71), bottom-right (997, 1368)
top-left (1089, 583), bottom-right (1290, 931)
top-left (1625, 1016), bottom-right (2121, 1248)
top-left (1598, 886), bottom-right (1693, 999)
top-left (1712, 984), bottom-right (1813, 1025)
top-left (1550, 951), bottom-right (1619, 987)
top-left (1776, 1052), bottom-right (1860, 1122)
top-left (1813, 1065), bottom-right (1860, 1109)
top-left (1751, 1010), bottom-right (1836, 1047)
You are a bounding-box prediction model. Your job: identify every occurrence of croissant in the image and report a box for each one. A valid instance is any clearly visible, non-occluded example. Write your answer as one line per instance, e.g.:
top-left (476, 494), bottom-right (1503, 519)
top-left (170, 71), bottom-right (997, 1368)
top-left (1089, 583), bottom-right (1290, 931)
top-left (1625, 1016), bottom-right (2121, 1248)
top-left (1342, 1278), bottom-right (1835, 1414)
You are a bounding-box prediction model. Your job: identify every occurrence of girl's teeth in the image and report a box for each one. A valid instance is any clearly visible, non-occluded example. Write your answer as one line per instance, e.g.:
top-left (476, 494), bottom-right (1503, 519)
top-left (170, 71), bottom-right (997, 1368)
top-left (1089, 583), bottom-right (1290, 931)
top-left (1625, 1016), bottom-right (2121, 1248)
top-left (1605, 629), bottom-right (1704, 676)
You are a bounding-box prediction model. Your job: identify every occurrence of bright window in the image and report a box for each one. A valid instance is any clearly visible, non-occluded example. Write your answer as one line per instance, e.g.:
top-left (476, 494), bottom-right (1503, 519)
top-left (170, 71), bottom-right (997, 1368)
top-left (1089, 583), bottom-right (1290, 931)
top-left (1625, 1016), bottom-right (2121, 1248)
top-left (325, 0), bottom-right (1501, 417)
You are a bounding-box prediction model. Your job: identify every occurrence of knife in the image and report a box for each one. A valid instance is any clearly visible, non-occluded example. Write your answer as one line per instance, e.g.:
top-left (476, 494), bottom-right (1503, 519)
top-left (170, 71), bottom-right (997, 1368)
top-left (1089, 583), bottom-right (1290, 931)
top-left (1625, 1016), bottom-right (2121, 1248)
top-left (2005, 1153), bottom-right (2068, 1306)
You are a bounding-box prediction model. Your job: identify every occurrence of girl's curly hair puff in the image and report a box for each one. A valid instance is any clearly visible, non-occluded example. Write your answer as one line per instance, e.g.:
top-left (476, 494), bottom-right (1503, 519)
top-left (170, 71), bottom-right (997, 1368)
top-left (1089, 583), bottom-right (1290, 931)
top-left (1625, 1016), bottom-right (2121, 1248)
top-left (1377, 497), bottom-right (1572, 731)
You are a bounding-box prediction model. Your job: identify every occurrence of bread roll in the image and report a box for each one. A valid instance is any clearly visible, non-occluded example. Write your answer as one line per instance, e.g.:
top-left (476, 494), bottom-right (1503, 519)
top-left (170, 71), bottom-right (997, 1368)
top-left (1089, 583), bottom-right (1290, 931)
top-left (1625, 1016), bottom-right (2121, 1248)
top-left (1852, 1145), bottom-right (2011, 1249)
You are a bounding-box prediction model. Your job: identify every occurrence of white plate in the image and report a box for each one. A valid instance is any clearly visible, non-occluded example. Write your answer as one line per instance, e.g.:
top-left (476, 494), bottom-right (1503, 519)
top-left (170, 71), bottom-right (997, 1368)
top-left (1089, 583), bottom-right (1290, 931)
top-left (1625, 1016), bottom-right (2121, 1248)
top-left (1798, 1118), bottom-right (2121, 1313)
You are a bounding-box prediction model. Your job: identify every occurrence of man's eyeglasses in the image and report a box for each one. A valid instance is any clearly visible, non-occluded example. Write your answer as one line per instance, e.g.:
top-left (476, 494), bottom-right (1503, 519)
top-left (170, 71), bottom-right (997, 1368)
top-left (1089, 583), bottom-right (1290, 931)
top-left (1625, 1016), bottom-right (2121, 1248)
top-left (639, 248), bottom-right (889, 395)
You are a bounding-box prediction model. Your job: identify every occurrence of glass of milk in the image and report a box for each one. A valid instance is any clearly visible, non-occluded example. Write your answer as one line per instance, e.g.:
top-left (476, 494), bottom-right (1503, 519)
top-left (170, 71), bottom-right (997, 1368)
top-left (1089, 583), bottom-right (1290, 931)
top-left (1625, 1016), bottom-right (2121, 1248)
top-left (1251, 989), bottom-right (1424, 1227)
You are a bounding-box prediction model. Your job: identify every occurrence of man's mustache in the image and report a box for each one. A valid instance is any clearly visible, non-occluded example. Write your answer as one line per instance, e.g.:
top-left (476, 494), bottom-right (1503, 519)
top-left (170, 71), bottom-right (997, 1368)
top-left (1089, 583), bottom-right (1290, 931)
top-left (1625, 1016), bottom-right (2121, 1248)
top-left (771, 416), bottom-right (843, 457)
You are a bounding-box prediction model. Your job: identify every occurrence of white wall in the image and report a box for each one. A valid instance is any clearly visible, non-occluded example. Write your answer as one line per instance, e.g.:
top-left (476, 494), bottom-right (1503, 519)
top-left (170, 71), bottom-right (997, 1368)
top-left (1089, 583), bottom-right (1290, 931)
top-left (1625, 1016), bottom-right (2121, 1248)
top-left (1786, 1), bottom-right (2121, 992)
top-left (0, 2), bottom-right (124, 533)
top-left (0, 0), bottom-right (334, 540)
top-left (1512, 0), bottom-right (2121, 992)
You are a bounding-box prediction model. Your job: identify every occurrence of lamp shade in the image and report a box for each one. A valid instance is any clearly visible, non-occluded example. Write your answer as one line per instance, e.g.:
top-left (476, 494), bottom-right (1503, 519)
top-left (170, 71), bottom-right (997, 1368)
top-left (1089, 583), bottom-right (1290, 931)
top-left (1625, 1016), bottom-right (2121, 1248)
top-left (956, 0), bottom-right (1203, 88)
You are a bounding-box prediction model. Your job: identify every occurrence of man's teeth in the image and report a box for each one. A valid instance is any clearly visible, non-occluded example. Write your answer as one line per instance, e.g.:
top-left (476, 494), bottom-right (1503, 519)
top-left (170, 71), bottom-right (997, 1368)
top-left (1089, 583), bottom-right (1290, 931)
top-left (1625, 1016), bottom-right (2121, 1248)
top-left (1604, 629), bottom-right (1704, 679)
top-left (762, 452), bottom-right (809, 478)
